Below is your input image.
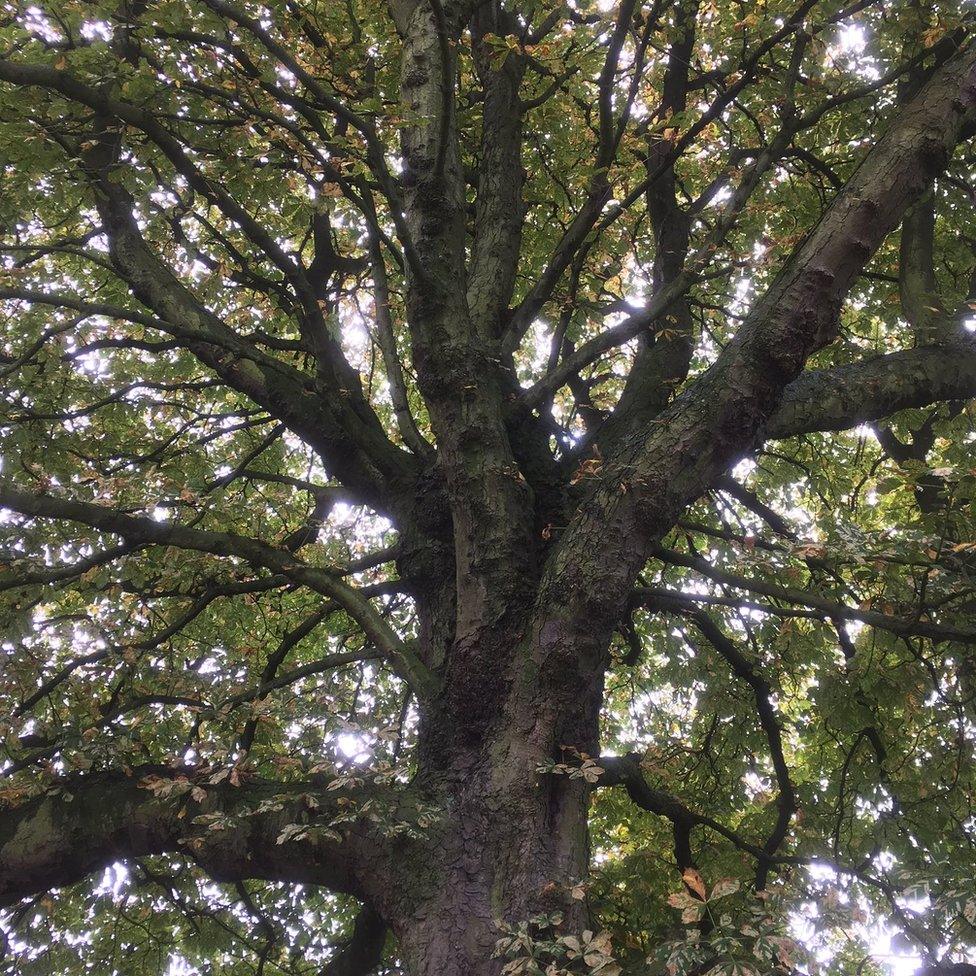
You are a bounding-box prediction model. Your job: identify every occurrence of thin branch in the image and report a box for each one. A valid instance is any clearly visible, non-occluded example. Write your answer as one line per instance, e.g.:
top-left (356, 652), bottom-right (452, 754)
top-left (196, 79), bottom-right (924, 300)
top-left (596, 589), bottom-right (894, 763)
top-left (643, 548), bottom-right (976, 644)
top-left (0, 483), bottom-right (438, 700)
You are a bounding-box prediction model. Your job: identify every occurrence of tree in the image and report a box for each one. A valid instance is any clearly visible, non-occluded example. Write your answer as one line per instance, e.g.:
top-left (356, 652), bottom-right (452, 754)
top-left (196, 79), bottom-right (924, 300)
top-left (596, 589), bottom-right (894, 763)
top-left (1, 0), bottom-right (976, 972)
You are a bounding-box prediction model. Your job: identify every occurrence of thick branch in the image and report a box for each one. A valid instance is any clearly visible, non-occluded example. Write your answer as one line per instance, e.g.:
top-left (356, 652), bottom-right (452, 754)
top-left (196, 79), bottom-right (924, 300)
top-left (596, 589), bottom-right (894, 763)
top-left (766, 333), bottom-right (976, 439)
top-left (899, 190), bottom-right (947, 341)
top-left (539, 40), bottom-right (976, 642)
top-left (467, 9), bottom-right (526, 337)
top-left (397, 0), bottom-right (536, 651)
top-left (596, 0), bottom-right (698, 447)
top-left (0, 768), bottom-right (369, 907)
top-left (322, 906), bottom-right (387, 976)
top-left (0, 60), bottom-right (417, 510)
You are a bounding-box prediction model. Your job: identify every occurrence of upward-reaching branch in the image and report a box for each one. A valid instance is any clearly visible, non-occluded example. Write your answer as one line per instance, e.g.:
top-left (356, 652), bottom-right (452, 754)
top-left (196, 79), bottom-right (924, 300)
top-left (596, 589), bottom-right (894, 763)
top-left (0, 58), bottom-right (419, 512)
top-left (396, 0), bottom-right (536, 653)
top-left (467, 6), bottom-right (526, 338)
top-left (531, 37), bottom-right (976, 679)
top-left (502, 0), bottom-right (822, 353)
top-left (899, 189), bottom-right (948, 341)
top-left (598, 0), bottom-right (699, 447)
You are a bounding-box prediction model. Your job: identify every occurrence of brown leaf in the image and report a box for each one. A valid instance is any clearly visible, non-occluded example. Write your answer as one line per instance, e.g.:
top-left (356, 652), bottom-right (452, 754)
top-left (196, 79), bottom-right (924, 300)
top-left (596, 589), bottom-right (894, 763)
top-left (682, 867), bottom-right (707, 900)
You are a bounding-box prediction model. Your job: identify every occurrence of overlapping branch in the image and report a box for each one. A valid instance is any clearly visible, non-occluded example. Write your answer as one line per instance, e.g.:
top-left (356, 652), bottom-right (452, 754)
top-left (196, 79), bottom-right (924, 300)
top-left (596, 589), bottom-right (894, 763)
top-left (0, 483), bottom-right (437, 700)
top-left (0, 62), bottom-right (421, 511)
top-left (641, 546), bottom-right (976, 644)
top-left (522, 38), bottom-right (976, 772)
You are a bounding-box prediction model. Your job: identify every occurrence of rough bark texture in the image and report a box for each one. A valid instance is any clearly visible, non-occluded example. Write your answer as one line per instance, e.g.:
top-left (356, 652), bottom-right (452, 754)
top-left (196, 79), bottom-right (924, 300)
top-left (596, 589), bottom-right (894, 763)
top-left (2, 8), bottom-right (976, 975)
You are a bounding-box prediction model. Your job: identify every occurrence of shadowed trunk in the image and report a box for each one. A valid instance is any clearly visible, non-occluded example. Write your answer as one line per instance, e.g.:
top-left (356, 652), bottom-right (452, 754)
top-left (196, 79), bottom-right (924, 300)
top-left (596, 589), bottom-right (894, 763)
top-left (380, 624), bottom-right (602, 976)
top-left (2, 5), bottom-right (976, 976)
top-left (387, 769), bottom-right (593, 976)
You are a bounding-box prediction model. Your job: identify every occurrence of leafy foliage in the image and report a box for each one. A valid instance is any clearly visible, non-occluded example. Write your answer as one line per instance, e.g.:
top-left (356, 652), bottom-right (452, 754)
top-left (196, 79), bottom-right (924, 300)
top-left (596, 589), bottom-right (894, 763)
top-left (0, 0), bottom-right (975, 973)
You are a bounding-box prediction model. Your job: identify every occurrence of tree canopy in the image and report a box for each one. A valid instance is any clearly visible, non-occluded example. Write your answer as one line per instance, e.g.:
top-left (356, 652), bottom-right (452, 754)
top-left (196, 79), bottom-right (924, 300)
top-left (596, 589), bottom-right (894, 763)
top-left (1, 0), bottom-right (976, 974)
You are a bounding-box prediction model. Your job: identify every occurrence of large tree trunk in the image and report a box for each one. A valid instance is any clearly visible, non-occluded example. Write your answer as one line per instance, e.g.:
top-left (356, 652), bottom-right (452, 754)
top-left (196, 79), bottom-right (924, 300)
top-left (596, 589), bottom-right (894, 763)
top-left (370, 610), bottom-right (606, 976)
top-left (389, 771), bottom-right (592, 976)
top-left (3, 7), bottom-right (976, 976)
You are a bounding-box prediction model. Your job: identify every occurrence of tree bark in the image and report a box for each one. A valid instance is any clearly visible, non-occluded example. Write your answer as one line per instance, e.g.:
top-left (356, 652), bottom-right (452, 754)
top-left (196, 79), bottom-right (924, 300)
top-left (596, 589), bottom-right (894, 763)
top-left (2, 9), bottom-right (976, 976)
top-left (371, 666), bottom-right (597, 976)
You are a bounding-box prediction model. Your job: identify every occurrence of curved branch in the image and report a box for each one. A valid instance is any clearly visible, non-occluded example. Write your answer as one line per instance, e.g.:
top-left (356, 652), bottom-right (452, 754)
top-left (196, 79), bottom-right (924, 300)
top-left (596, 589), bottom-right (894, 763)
top-left (643, 548), bottom-right (976, 644)
top-left (597, 754), bottom-right (768, 864)
top-left (683, 612), bottom-right (795, 886)
top-left (533, 39), bottom-right (976, 668)
top-left (0, 484), bottom-right (438, 700)
top-left (322, 905), bottom-right (387, 976)
top-left (0, 66), bottom-right (420, 509)
top-left (765, 334), bottom-right (976, 440)
top-left (0, 767), bottom-right (372, 908)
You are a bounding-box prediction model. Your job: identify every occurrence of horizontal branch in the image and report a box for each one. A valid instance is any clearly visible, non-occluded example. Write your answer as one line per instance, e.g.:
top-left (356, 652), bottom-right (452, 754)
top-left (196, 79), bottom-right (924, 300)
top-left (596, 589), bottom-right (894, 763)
top-left (0, 484), bottom-right (438, 700)
top-left (0, 767), bottom-right (371, 907)
top-left (597, 754), bottom-right (902, 894)
top-left (597, 754), bottom-right (767, 866)
top-left (639, 549), bottom-right (976, 644)
top-left (225, 649), bottom-right (384, 712)
top-left (0, 542), bottom-right (136, 594)
top-left (766, 334), bottom-right (976, 440)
